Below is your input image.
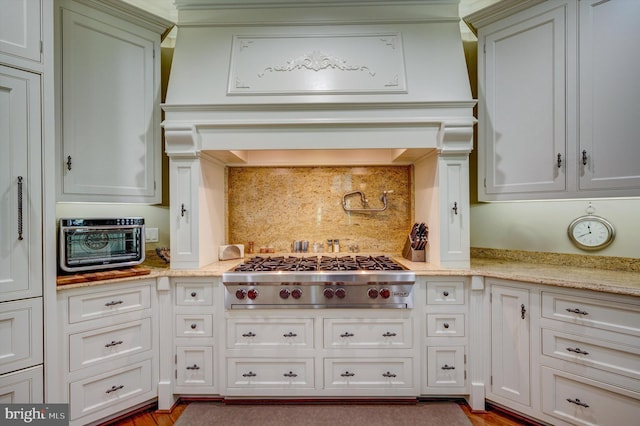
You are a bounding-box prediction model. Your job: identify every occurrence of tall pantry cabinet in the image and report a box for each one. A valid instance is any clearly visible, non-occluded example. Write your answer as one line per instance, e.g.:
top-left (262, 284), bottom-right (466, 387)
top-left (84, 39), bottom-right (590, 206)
top-left (467, 0), bottom-right (640, 201)
top-left (0, 0), bottom-right (49, 403)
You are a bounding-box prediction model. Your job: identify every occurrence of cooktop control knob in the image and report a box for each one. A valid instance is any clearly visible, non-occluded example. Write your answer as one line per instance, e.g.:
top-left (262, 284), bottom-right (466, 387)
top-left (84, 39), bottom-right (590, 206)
top-left (247, 289), bottom-right (259, 300)
top-left (367, 288), bottom-right (379, 299)
top-left (335, 287), bottom-right (347, 299)
top-left (323, 288), bottom-right (334, 299)
top-left (291, 288), bottom-right (303, 299)
top-left (379, 288), bottom-right (391, 299)
top-left (279, 288), bottom-right (291, 299)
top-left (235, 289), bottom-right (247, 300)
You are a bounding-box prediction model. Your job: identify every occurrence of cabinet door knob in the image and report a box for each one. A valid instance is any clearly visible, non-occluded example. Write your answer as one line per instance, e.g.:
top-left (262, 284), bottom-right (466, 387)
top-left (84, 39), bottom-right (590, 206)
top-left (190, 292), bottom-right (197, 297)
top-left (66, 155), bottom-right (72, 171)
top-left (521, 304), bottom-right (526, 319)
top-left (582, 150), bottom-right (588, 166)
top-left (443, 323), bottom-right (450, 329)
top-left (452, 202), bottom-right (458, 215)
top-left (190, 323), bottom-right (197, 329)
top-left (181, 203), bottom-right (187, 217)
top-left (557, 153), bottom-right (562, 168)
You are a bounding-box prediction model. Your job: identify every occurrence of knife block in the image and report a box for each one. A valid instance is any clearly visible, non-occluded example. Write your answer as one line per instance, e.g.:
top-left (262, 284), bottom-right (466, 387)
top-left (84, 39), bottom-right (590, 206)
top-left (402, 235), bottom-right (425, 262)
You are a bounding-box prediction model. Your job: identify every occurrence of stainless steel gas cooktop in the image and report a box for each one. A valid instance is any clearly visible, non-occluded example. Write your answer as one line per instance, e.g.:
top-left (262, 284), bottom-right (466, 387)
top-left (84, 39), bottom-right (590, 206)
top-left (222, 255), bottom-right (415, 309)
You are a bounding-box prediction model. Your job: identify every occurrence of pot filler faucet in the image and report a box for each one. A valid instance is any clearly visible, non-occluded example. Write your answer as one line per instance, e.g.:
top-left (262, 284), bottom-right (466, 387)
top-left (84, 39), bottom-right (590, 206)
top-left (342, 190), bottom-right (394, 213)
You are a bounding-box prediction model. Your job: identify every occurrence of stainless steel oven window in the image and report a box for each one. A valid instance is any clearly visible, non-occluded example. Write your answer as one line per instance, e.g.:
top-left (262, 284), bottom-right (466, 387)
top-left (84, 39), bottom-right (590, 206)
top-left (63, 227), bottom-right (143, 266)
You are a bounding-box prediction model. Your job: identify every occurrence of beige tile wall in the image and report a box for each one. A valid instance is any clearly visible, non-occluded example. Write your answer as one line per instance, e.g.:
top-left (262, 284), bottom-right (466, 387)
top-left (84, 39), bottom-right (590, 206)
top-left (228, 166), bottom-right (413, 255)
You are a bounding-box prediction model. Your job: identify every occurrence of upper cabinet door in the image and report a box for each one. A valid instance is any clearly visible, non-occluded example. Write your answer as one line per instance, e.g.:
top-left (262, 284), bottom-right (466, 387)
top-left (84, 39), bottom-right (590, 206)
top-left (578, 0), bottom-right (640, 192)
top-left (0, 65), bottom-right (42, 302)
top-left (59, 5), bottom-right (161, 203)
top-left (0, 0), bottom-right (42, 70)
top-left (479, 2), bottom-right (568, 200)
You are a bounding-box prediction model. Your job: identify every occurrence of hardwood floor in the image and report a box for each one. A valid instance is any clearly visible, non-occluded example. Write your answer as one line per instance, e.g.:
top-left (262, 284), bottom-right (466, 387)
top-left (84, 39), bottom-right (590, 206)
top-left (102, 400), bottom-right (534, 426)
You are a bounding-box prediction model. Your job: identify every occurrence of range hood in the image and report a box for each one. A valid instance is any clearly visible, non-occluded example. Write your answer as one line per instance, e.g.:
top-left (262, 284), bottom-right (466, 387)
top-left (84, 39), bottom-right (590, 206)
top-left (162, 0), bottom-right (476, 164)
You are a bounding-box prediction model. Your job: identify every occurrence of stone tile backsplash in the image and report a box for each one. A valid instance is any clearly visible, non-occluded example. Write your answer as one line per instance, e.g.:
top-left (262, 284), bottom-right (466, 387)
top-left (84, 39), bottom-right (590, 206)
top-left (228, 166), bottom-right (413, 254)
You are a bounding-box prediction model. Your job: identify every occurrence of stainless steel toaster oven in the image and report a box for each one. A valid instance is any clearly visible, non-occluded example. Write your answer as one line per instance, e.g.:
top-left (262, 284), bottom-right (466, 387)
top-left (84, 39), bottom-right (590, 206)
top-left (59, 218), bottom-right (145, 272)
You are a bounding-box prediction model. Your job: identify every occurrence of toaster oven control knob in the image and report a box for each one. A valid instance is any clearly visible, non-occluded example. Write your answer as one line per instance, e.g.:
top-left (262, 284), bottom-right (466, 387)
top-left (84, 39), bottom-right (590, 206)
top-left (235, 289), bottom-right (247, 300)
top-left (368, 288), bottom-right (379, 299)
top-left (323, 288), bottom-right (334, 299)
top-left (379, 288), bottom-right (391, 299)
top-left (291, 288), bottom-right (303, 299)
top-left (335, 287), bottom-right (346, 299)
top-left (279, 288), bottom-right (291, 299)
top-left (247, 289), bottom-right (259, 300)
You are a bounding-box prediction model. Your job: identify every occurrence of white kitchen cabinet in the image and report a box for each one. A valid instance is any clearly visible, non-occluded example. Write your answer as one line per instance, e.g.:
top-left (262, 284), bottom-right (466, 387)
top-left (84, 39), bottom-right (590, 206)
top-left (0, 62), bottom-right (43, 404)
top-left (468, 0), bottom-right (640, 200)
top-left (577, 0), bottom-right (640, 192)
top-left (56, 0), bottom-right (171, 203)
top-left (422, 277), bottom-right (468, 395)
top-left (173, 278), bottom-right (221, 395)
top-left (539, 288), bottom-right (640, 425)
top-left (438, 156), bottom-right (471, 267)
top-left (488, 280), bottom-right (531, 408)
top-left (0, 0), bottom-right (42, 71)
top-left (57, 279), bottom-right (158, 426)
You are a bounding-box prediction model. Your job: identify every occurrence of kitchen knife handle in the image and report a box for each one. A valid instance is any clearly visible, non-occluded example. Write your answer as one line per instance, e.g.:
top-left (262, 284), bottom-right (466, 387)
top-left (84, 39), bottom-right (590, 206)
top-left (17, 177), bottom-right (24, 240)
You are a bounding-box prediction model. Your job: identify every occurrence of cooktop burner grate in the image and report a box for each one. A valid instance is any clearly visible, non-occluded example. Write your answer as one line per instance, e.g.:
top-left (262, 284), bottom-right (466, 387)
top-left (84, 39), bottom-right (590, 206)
top-left (231, 255), bottom-right (406, 272)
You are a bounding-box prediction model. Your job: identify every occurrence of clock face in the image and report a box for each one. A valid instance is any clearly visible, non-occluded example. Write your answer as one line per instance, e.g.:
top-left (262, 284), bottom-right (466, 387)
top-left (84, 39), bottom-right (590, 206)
top-left (568, 216), bottom-right (615, 251)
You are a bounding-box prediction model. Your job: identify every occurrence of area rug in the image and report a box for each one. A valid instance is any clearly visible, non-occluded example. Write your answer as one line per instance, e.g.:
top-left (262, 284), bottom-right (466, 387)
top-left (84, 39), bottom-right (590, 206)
top-left (173, 401), bottom-right (472, 426)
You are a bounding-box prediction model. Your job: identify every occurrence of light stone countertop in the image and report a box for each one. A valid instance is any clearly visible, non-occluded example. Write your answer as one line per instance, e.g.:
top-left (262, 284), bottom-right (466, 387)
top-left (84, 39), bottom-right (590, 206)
top-left (57, 252), bottom-right (640, 297)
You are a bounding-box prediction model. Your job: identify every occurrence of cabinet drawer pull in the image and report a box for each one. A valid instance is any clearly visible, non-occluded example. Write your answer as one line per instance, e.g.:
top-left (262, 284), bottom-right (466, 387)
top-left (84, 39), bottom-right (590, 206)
top-left (521, 304), bottom-right (526, 319)
top-left (382, 371), bottom-right (397, 378)
top-left (441, 364), bottom-right (455, 370)
top-left (105, 385), bottom-right (124, 394)
top-left (66, 155), bottom-right (72, 171)
top-left (104, 340), bottom-right (123, 348)
top-left (186, 364), bottom-right (200, 370)
top-left (566, 347), bottom-right (589, 355)
top-left (242, 332), bottom-right (256, 337)
top-left (181, 203), bottom-right (187, 217)
top-left (105, 300), bottom-right (123, 307)
top-left (582, 150), bottom-right (588, 166)
top-left (242, 371), bottom-right (256, 377)
top-left (190, 291), bottom-right (197, 297)
top-left (17, 176), bottom-right (24, 240)
top-left (566, 398), bottom-right (589, 408)
top-left (443, 323), bottom-right (450, 329)
top-left (283, 371), bottom-right (298, 378)
top-left (341, 371), bottom-right (355, 377)
top-left (452, 201), bottom-right (458, 215)
top-left (566, 308), bottom-right (589, 316)
top-left (557, 153), bottom-right (562, 168)
top-left (190, 323), bottom-right (197, 329)
top-left (283, 332), bottom-right (297, 338)
top-left (340, 332), bottom-right (354, 338)
top-left (442, 291), bottom-right (449, 297)
top-left (382, 332), bottom-right (397, 337)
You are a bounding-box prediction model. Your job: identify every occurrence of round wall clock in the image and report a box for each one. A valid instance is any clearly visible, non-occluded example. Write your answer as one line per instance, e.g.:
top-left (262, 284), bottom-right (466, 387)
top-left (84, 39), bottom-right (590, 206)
top-left (567, 215), bottom-right (615, 251)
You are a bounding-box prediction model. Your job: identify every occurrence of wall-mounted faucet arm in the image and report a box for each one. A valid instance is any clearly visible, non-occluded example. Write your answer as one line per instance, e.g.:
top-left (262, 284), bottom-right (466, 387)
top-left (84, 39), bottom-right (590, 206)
top-left (342, 190), bottom-right (393, 213)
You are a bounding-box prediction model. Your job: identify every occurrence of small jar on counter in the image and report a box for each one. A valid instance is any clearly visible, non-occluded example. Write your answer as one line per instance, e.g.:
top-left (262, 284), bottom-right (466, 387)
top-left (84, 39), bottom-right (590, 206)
top-left (326, 239), bottom-right (333, 253)
top-left (333, 239), bottom-right (340, 253)
top-left (247, 241), bottom-right (255, 254)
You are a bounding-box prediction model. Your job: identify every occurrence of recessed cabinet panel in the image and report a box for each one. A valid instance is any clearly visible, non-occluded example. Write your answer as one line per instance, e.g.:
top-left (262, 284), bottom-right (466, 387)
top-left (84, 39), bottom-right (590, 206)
top-left (578, 0), bottom-right (640, 192)
top-left (227, 358), bottom-right (314, 389)
top-left (541, 366), bottom-right (640, 426)
top-left (427, 346), bottom-right (465, 388)
top-left (227, 318), bottom-right (313, 349)
top-left (60, 7), bottom-right (160, 203)
top-left (323, 318), bottom-right (412, 349)
top-left (176, 346), bottom-right (214, 387)
top-left (323, 358), bottom-right (413, 389)
top-left (481, 4), bottom-right (567, 197)
top-left (0, 0), bottom-right (42, 66)
top-left (0, 298), bottom-right (43, 375)
top-left (69, 319), bottom-right (152, 372)
top-left (0, 366), bottom-right (43, 404)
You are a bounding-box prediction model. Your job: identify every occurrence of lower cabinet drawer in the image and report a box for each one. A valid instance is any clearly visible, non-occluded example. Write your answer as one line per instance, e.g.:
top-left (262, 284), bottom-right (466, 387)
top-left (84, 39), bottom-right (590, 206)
top-left (541, 366), bottom-right (640, 426)
top-left (427, 346), bottom-right (465, 388)
top-left (227, 358), bottom-right (314, 389)
top-left (69, 318), bottom-right (152, 372)
top-left (542, 328), bottom-right (640, 387)
top-left (426, 314), bottom-right (465, 337)
top-left (227, 318), bottom-right (314, 349)
top-left (176, 346), bottom-right (214, 388)
top-left (323, 318), bottom-right (412, 349)
top-left (0, 365), bottom-right (43, 404)
top-left (324, 358), bottom-right (413, 389)
top-left (69, 359), bottom-right (153, 420)
top-left (68, 283), bottom-right (151, 324)
top-left (0, 298), bottom-right (43, 375)
top-left (176, 314), bottom-right (213, 338)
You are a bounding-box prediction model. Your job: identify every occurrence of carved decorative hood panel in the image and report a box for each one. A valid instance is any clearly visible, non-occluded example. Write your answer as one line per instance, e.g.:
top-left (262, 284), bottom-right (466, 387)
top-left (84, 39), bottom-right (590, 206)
top-left (162, 0), bottom-right (475, 164)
